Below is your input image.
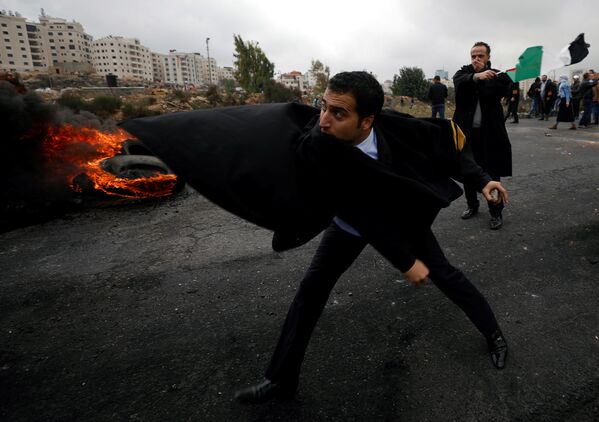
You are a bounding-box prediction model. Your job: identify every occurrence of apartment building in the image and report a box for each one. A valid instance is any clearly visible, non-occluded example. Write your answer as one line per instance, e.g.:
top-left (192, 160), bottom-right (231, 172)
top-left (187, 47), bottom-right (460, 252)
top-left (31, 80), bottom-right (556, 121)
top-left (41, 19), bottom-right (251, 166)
top-left (0, 11), bottom-right (33, 72)
top-left (36, 13), bottom-right (93, 73)
top-left (202, 56), bottom-right (218, 85)
top-left (93, 35), bottom-right (153, 82)
top-left (218, 66), bottom-right (235, 82)
top-left (161, 51), bottom-right (227, 87)
top-left (279, 70), bottom-right (306, 92)
top-left (1, 11), bottom-right (236, 85)
top-left (162, 51), bottom-right (203, 87)
top-left (151, 52), bottom-right (166, 83)
top-left (0, 10), bottom-right (93, 74)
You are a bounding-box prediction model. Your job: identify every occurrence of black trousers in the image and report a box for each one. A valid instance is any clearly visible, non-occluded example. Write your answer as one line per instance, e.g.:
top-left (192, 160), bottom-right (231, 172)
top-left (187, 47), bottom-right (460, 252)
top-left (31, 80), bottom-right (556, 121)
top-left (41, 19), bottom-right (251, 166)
top-left (504, 100), bottom-right (519, 122)
top-left (540, 98), bottom-right (555, 118)
top-left (463, 129), bottom-right (504, 216)
top-left (265, 223), bottom-right (499, 387)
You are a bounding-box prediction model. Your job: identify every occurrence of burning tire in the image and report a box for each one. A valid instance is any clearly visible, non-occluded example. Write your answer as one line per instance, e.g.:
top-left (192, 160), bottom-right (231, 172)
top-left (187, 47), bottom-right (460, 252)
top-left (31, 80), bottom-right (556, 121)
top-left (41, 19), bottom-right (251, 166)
top-left (97, 155), bottom-right (185, 197)
top-left (100, 155), bottom-right (173, 178)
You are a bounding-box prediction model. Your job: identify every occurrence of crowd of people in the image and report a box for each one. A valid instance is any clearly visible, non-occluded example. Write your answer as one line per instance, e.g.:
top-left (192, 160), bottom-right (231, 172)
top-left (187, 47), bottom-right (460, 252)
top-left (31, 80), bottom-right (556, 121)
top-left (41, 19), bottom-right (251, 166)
top-left (524, 70), bottom-right (598, 129)
top-left (426, 70), bottom-right (598, 130)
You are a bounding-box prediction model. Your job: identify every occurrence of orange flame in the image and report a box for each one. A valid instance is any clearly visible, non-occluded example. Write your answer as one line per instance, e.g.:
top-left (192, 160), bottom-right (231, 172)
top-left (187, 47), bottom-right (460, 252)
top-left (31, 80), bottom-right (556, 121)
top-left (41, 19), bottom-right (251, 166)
top-left (43, 125), bottom-right (178, 198)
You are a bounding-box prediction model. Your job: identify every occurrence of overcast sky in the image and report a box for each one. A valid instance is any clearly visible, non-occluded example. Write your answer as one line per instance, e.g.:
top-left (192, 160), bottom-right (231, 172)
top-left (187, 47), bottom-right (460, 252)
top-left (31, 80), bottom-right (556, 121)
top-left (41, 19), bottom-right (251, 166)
top-left (3, 0), bottom-right (598, 81)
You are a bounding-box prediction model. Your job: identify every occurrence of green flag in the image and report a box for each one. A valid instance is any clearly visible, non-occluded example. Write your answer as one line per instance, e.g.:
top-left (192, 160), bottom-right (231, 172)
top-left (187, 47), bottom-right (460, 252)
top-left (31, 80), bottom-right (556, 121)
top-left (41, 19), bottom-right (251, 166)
top-left (507, 46), bottom-right (543, 82)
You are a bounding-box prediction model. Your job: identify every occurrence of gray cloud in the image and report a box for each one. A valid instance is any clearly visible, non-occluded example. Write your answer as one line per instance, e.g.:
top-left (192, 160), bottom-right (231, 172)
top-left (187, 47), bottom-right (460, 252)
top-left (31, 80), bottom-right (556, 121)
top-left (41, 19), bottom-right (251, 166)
top-left (3, 0), bottom-right (598, 81)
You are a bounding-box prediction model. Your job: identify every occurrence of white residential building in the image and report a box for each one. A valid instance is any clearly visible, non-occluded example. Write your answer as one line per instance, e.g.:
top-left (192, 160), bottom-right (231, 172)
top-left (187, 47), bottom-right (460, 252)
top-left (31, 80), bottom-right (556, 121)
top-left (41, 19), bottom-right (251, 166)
top-left (202, 56), bottom-right (218, 85)
top-left (160, 51), bottom-right (224, 87)
top-left (37, 13), bottom-right (93, 73)
top-left (0, 11), bottom-right (32, 72)
top-left (151, 51), bottom-right (166, 83)
top-left (218, 66), bottom-right (235, 82)
top-left (1, 10), bottom-right (236, 85)
top-left (279, 71), bottom-right (304, 92)
top-left (162, 51), bottom-right (204, 87)
top-left (0, 10), bottom-right (93, 74)
top-left (92, 35), bottom-right (153, 82)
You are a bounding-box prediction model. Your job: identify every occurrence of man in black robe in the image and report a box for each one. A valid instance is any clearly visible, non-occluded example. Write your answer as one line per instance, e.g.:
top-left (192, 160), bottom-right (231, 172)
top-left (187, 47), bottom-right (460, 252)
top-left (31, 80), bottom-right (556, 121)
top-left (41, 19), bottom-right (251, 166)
top-left (504, 82), bottom-right (520, 124)
top-left (453, 41), bottom-right (512, 230)
top-left (232, 71), bottom-right (509, 404)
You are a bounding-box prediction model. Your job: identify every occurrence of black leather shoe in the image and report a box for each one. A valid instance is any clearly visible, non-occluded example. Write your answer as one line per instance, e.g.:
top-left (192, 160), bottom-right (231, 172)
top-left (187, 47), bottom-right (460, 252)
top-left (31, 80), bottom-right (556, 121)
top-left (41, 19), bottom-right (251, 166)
top-left (461, 207), bottom-right (479, 219)
top-left (487, 329), bottom-right (508, 369)
top-left (234, 379), bottom-right (296, 404)
top-left (490, 215), bottom-right (503, 230)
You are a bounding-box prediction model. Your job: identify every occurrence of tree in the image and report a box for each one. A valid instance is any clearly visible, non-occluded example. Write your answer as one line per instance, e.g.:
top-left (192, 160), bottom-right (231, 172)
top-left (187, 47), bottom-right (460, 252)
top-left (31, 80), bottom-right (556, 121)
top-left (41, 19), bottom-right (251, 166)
top-left (262, 80), bottom-right (301, 103)
top-left (310, 59), bottom-right (330, 97)
top-left (391, 67), bottom-right (430, 99)
top-left (233, 35), bottom-right (275, 94)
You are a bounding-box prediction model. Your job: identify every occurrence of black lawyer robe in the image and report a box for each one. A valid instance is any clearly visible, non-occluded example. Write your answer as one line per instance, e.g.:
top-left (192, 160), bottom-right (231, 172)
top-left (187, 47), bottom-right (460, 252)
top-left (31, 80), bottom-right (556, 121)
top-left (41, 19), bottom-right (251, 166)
top-left (119, 103), bottom-right (489, 271)
top-left (453, 64), bottom-right (513, 177)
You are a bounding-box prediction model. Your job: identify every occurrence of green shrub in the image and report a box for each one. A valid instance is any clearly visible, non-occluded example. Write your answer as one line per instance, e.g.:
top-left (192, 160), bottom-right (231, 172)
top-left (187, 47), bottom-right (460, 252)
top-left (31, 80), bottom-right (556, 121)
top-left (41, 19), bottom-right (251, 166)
top-left (90, 95), bottom-right (122, 117)
top-left (169, 89), bottom-right (191, 102)
top-left (121, 102), bottom-right (161, 119)
top-left (205, 85), bottom-right (221, 106)
top-left (263, 80), bottom-right (301, 103)
top-left (57, 94), bottom-right (88, 112)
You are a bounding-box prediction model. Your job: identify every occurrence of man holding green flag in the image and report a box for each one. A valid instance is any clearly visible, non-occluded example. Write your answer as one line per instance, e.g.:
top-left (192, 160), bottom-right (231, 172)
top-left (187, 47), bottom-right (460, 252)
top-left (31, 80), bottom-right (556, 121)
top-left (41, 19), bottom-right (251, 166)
top-left (453, 41), bottom-right (512, 230)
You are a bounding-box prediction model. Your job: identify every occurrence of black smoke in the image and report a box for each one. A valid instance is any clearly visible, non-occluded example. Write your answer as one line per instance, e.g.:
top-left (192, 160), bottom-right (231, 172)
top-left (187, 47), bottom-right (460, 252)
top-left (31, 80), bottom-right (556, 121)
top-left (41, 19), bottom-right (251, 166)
top-left (0, 81), bottom-right (111, 232)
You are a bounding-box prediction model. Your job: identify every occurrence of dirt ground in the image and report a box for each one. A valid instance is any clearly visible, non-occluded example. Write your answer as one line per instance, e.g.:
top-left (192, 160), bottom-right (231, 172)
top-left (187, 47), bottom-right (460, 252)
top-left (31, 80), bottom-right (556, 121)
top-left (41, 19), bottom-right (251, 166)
top-left (1, 118), bottom-right (598, 421)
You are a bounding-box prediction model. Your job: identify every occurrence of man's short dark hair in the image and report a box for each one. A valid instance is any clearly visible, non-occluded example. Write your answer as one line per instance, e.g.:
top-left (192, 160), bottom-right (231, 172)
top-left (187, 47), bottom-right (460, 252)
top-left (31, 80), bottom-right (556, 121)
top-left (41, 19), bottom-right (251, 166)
top-left (472, 41), bottom-right (491, 55)
top-left (583, 72), bottom-right (590, 80)
top-left (433, 75), bottom-right (441, 81)
top-left (327, 71), bottom-right (384, 120)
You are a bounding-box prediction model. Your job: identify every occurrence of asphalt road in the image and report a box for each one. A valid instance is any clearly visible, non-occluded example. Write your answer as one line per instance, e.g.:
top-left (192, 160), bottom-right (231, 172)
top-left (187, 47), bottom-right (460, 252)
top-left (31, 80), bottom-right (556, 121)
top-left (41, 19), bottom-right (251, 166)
top-left (1, 118), bottom-right (598, 422)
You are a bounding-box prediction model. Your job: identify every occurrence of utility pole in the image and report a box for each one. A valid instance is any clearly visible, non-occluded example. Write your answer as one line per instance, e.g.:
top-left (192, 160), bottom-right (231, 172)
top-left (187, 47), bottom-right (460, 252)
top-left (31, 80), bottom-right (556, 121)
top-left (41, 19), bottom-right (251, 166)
top-left (206, 37), bottom-right (212, 85)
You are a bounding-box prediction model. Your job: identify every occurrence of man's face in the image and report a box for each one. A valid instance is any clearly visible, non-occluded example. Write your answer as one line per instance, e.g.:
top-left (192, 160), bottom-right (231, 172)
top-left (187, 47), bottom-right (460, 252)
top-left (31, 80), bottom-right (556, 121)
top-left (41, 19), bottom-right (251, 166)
top-left (319, 89), bottom-right (373, 145)
top-left (541, 75), bottom-right (547, 82)
top-left (470, 46), bottom-right (490, 72)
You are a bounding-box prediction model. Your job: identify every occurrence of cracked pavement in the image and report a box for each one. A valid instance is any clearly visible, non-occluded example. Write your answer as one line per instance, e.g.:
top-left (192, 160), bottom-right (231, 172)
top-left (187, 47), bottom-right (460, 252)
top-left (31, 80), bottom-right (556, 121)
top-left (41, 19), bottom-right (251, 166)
top-left (1, 118), bottom-right (598, 421)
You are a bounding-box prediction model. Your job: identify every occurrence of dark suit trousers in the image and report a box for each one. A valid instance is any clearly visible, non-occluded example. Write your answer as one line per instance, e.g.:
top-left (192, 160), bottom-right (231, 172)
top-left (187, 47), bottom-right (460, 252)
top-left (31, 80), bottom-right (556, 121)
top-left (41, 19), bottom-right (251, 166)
top-left (463, 128), bottom-right (504, 216)
top-left (264, 222), bottom-right (499, 386)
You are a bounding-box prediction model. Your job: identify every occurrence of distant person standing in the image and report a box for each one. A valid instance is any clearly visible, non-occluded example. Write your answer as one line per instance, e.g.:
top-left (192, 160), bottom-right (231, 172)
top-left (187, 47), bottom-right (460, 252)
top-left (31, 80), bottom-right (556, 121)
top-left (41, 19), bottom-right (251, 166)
top-left (578, 72), bottom-right (598, 128)
top-left (427, 75), bottom-right (448, 118)
top-left (570, 75), bottom-right (581, 120)
top-left (548, 75), bottom-right (576, 130)
top-left (527, 77), bottom-right (541, 118)
top-left (504, 82), bottom-right (520, 123)
top-left (590, 70), bottom-right (599, 125)
top-left (539, 75), bottom-right (557, 121)
top-left (453, 41), bottom-right (512, 230)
